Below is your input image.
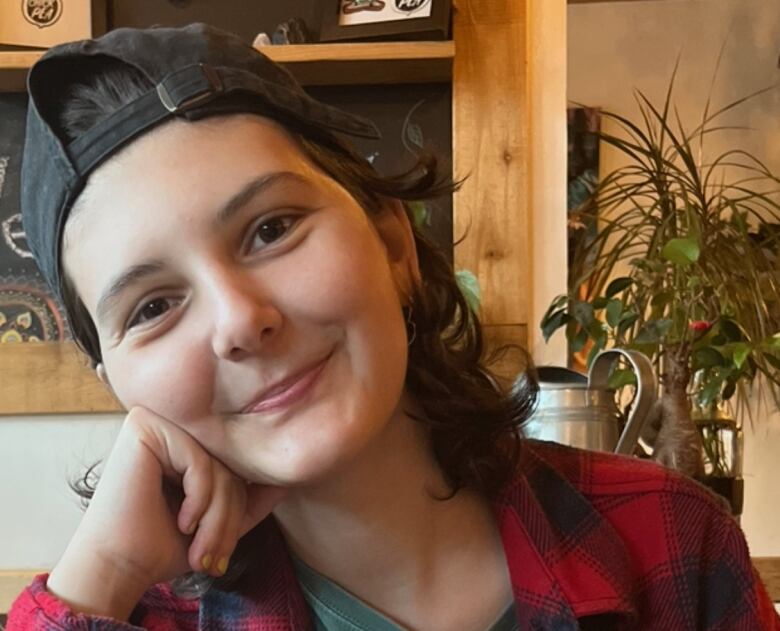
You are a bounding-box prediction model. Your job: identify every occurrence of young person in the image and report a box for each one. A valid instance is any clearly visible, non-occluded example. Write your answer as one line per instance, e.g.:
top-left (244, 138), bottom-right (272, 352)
top-left (8, 23), bottom-right (779, 631)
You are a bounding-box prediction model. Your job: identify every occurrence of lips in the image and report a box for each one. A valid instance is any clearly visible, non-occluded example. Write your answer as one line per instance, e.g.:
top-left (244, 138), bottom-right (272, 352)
top-left (241, 353), bottom-right (331, 414)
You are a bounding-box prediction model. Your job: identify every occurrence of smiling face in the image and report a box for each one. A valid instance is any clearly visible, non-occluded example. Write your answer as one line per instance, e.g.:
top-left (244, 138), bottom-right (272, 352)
top-left (62, 114), bottom-right (418, 486)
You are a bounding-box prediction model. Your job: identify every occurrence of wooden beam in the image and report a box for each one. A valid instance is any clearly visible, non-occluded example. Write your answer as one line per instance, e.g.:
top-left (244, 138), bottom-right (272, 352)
top-left (0, 343), bottom-right (120, 416)
top-left (452, 0), bottom-right (529, 328)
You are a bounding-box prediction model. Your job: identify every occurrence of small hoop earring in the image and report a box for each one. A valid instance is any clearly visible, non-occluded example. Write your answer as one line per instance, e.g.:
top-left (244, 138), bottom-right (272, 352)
top-left (405, 305), bottom-right (417, 347)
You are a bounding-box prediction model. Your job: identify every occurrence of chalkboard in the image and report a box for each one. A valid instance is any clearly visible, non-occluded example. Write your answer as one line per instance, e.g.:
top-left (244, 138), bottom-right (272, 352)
top-left (310, 83), bottom-right (453, 257)
top-left (0, 94), bottom-right (68, 342)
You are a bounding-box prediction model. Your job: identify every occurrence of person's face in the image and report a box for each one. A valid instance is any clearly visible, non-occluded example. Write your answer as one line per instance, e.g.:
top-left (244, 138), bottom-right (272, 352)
top-left (62, 115), bottom-right (420, 486)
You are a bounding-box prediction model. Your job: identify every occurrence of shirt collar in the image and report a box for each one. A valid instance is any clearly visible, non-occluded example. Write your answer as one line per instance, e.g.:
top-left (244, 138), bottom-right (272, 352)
top-left (199, 440), bottom-right (638, 630)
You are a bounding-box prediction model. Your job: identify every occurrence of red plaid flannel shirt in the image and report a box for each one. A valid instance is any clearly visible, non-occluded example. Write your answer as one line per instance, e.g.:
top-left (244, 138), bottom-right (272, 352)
top-left (9, 439), bottom-right (779, 630)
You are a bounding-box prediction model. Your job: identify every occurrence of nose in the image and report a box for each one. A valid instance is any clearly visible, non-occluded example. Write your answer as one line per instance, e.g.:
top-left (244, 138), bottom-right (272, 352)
top-left (208, 270), bottom-right (283, 361)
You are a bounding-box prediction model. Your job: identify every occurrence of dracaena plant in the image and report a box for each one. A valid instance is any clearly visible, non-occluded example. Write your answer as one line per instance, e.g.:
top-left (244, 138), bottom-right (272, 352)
top-left (541, 65), bottom-right (780, 477)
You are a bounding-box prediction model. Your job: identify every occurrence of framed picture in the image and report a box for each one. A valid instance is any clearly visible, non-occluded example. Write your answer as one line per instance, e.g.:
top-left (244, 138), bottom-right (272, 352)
top-left (0, 0), bottom-right (106, 48)
top-left (319, 0), bottom-right (451, 43)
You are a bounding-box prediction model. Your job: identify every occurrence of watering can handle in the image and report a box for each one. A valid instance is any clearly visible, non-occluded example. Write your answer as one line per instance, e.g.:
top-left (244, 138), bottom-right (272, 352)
top-left (587, 349), bottom-right (657, 456)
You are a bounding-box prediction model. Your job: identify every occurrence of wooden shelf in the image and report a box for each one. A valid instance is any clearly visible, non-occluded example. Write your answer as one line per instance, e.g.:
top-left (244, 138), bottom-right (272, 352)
top-left (0, 342), bottom-right (120, 415)
top-left (0, 41), bottom-right (455, 91)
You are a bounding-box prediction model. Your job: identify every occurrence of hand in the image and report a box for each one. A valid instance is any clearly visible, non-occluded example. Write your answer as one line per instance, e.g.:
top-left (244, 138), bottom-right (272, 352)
top-left (46, 406), bottom-right (287, 620)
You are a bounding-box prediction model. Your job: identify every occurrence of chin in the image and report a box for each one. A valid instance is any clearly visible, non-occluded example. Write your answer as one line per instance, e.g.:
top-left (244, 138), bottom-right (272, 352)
top-left (253, 415), bottom-right (380, 488)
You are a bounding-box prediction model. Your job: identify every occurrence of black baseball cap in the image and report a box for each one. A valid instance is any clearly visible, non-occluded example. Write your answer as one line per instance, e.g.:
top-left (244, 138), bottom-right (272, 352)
top-left (21, 23), bottom-right (381, 298)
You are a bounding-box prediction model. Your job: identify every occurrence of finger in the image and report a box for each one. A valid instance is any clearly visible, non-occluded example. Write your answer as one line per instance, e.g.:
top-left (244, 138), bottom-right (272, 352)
top-left (131, 410), bottom-right (215, 536)
top-left (176, 455), bottom-right (214, 535)
top-left (210, 479), bottom-right (248, 577)
top-left (187, 464), bottom-right (237, 576)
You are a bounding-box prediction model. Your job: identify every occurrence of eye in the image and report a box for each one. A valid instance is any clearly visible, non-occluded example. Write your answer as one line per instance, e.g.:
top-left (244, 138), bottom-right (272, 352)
top-left (248, 215), bottom-right (298, 252)
top-left (127, 297), bottom-right (178, 329)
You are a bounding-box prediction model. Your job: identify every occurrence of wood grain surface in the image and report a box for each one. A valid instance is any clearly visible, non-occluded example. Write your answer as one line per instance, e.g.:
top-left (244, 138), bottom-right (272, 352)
top-left (452, 0), bottom-right (530, 328)
top-left (0, 342), bottom-right (120, 415)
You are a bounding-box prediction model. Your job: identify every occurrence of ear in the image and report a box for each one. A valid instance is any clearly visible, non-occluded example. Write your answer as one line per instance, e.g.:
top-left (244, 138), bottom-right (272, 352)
top-left (96, 363), bottom-right (111, 387)
top-left (373, 198), bottom-right (422, 304)
top-left (96, 363), bottom-right (124, 407)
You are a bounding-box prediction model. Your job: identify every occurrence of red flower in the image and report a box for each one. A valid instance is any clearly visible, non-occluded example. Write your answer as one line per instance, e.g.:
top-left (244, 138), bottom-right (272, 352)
top-left (689, 320), bottom-right (712, 333)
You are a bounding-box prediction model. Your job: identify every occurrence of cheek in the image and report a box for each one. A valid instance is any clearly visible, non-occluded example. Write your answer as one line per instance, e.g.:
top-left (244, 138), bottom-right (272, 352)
top-left (104, 335), bottom-right (216, 422)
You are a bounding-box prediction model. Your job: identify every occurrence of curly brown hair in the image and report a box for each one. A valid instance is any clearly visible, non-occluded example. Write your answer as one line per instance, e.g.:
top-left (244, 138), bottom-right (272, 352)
top-left (54, 59), bottom-right (536, 591)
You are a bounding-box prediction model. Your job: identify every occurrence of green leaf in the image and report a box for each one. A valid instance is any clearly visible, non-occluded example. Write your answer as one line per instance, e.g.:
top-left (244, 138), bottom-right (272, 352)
top-left (593, 297), bottom-right (609, 310)
top-left (586, 337), bottom-right (606, 368)
top-left (699, 376), bottom-right (724, 408)
top-left (546, 294), bottom-right (568, 313)
top-left (693, 347), bottom-right (725, 369)
top-left (617, 312), bottom-right (640, 337)
top-left (687, 275), bottom-right (702, 289)
top-left (569, 327), bottom-right (589, 353)
top-left (541, 309), bottom-right (570, 342)
top-left (606, 277), bottom-right (633, 298)
top-left (633, 319), bottom-right (673, 344)
top-left (732, 342), bottom-right (750, 369)
top-left (608, 368), bottom-right (637, 389)
top-left (606, 299), bottom-right (623, 328)
top-left (572, 301), bottom-right (596, 330)
top-left (722, 378), bottom-right (737, 401)
top-left (650, 291), bottom-right (673, 309)
top-left (765, 353), bottom-right (780, 372)
top-left (720, 319), bottom-right (743, 342)
top-left (455, 270), bottom-right (481, 314)
top-left (761, 333), bottom-right (780, 350)
top-left (661, 237), bottom-right (700, 266)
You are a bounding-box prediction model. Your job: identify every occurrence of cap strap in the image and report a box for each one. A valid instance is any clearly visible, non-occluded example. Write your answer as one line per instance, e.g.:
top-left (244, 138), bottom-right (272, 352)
top-left (67, 63), bottom-right (380, 178)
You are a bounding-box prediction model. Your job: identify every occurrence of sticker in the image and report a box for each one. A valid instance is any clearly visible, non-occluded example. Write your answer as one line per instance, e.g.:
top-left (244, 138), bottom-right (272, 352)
top-left (22, 0), bottom-right (63, 29)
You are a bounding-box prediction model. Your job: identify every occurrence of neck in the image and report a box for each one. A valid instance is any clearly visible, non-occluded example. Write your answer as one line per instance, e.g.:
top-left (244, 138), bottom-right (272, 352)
top-left (271, 396), bottom-right (513, 630)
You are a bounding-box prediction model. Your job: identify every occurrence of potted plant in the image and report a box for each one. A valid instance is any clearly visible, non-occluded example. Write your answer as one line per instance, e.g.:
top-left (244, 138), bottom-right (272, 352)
top-left (540, 66), bottom-right (780, 491)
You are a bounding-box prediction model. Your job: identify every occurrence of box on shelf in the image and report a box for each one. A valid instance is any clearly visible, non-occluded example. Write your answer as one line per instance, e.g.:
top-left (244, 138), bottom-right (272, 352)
top-left (0, 1), bottom-right (105, 48)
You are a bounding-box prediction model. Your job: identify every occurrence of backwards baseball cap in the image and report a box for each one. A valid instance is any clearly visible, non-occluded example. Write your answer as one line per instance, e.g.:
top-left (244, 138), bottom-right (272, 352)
top-left (21, 22), bottom-right (381, 297)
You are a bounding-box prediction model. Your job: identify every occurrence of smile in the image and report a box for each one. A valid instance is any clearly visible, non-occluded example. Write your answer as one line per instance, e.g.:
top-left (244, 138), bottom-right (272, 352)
top-left (242, 353), bottom-right (331, 414)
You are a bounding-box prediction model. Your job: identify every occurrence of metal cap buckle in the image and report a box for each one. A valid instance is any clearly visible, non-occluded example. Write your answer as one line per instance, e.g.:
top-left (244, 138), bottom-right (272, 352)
top-left (156, 63), bottom-right (223, 114)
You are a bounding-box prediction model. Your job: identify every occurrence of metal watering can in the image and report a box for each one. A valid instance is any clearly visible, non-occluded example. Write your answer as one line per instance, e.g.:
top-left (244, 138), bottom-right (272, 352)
top-left (520, 349), bottom-right (656, 455)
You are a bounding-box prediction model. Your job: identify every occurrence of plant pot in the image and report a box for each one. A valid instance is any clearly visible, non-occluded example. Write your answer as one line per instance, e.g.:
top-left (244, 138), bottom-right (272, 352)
top-left (695, 475), bottom-right (744, 518)
top-left (694, 409), bottom-right (744, 518)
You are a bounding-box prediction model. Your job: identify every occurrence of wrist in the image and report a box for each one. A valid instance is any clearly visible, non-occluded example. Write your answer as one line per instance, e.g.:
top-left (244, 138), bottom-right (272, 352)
top-left (46, 545), bottom-right (151, 622)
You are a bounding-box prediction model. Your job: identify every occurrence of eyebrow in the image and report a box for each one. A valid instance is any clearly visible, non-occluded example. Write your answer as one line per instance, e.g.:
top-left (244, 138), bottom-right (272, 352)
top-left (95, 171), bottom-right (312, 324)
top-left (214, 170), bottom-right (312, 226)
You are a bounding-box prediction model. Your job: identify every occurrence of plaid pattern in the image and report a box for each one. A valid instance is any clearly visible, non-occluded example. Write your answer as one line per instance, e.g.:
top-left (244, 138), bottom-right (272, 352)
top-left (8, 439), bottom-right (779, 630)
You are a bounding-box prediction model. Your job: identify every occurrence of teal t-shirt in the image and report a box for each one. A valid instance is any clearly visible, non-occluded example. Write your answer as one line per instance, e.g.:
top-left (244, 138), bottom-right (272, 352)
top-left (291, 554), bottom-right (519, 631)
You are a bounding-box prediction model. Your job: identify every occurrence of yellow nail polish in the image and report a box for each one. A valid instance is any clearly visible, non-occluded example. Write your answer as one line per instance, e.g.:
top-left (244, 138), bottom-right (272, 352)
top-left (201, 554), bottom-right (212, 571)
top-left (217, 557), bottom-right (229, 575)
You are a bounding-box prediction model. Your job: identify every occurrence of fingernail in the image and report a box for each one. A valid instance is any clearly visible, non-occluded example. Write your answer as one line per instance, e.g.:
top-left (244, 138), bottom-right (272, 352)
top-left (201, 554), bottom-right (212, 571)
top-left (217, 556), bottom-right (229, 575)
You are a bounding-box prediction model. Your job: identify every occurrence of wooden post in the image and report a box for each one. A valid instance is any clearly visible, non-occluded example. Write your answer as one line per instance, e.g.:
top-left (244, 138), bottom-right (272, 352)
top-left (452, 0), bottom-right (568, 378)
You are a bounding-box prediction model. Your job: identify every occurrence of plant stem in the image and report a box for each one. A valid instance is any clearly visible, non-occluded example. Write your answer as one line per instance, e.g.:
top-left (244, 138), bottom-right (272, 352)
top-left (653, 343), bottom-right (704, 476)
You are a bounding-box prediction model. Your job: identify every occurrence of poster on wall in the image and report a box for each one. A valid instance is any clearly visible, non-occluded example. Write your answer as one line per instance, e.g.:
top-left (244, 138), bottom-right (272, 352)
top-left (0, 94), bottom-right (68, 344)
top-left (319, 0), bottom-right (450, 42)
top-left (338, 0), bottom-right (433, 26)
